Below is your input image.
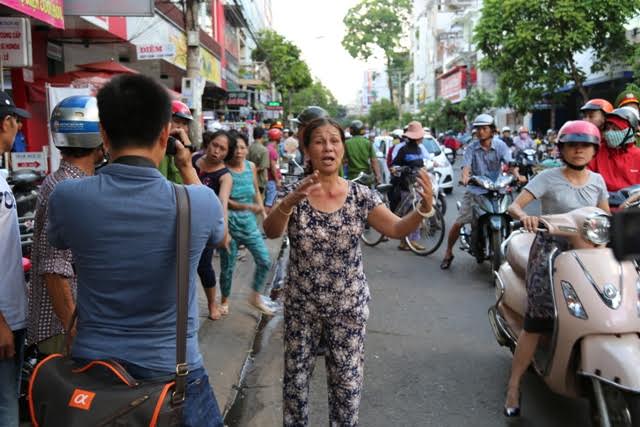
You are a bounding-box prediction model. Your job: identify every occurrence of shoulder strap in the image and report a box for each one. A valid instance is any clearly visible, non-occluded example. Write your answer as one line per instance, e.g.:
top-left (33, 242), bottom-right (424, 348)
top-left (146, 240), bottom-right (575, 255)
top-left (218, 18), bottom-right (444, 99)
top-left (172, 184), bottom-right (190, 404)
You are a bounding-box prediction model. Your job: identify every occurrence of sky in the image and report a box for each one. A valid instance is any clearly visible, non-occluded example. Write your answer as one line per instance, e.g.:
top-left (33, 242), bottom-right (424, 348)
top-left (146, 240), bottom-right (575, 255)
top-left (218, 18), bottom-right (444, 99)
top-left (271, 0), bottom-right (385, 106)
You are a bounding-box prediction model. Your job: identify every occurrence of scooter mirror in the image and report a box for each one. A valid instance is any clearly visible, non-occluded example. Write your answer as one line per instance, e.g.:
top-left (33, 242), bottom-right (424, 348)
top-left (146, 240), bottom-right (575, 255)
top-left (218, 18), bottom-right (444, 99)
top-left (611, 210), bottom-right (640, 260)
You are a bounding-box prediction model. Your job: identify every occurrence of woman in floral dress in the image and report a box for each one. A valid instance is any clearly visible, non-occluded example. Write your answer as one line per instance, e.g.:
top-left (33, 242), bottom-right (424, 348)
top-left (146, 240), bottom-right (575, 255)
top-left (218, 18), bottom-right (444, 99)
top-left (263, 117), bottom-right (434, 426)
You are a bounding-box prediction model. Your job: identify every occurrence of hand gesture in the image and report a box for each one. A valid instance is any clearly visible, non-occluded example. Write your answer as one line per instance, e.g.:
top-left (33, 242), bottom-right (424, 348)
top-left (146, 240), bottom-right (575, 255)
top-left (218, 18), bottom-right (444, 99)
top-left (415, 169), bottom-right (434, 212)
top-left (284, 170), bottom-right (321, 207)
top-left (521, 215), bottom-right (539, 232)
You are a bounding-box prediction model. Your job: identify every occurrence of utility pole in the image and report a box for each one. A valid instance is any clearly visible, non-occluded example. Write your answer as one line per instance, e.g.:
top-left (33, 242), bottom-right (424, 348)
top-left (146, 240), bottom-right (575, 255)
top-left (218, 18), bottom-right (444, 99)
top-left (185, 0), bottom-right (202, 146)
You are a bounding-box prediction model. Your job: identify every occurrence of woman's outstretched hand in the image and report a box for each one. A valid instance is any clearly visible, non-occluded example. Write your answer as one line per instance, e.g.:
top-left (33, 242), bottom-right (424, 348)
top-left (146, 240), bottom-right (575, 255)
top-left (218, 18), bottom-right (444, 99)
top-left (283, 170), bottom-right (322, 207)
top-left (416, 169), bottom-right (434, 212)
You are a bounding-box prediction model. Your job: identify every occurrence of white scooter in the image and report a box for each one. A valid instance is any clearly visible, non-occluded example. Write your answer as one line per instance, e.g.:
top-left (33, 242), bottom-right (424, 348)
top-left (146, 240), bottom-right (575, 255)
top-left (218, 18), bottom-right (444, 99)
top-left (489, 207), bottom-right (640, 426)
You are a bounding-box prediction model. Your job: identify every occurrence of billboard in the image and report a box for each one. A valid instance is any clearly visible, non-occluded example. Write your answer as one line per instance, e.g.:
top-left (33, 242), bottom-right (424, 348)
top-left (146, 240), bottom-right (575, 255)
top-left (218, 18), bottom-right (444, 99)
top-left (63, 0), bottom-right (154, 16)
top-left (0, 0), bottom-right (64, 29)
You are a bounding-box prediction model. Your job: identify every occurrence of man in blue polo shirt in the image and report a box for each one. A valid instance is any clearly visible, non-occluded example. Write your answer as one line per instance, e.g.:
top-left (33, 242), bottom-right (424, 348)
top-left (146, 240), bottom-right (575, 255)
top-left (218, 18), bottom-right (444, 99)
top-left (440, 113), bottom-right (520, 270)
top-left (47, 74), bottom-right (226, 427)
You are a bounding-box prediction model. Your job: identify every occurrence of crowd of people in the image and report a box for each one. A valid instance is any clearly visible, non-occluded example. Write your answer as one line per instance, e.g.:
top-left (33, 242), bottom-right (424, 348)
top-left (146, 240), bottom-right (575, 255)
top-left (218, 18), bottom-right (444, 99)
top-left (2, 69), bottom-right (640, 426)
top-left (0, 74), bottom-right (436, 427)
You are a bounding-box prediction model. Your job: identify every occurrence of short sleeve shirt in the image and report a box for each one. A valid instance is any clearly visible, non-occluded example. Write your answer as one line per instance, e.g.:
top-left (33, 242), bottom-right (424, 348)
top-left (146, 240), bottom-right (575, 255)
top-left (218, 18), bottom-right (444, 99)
top-left (248, 142), bottom-right (269, 188)
top-left (0, 175), bottom-right (27, 331)
top-left (462, 139), bottom-right (513, 194)
top-left (267, 143), bottom-right (281, 181)
top-left (525, 168), bottom-right (608, 215)
top-left (345, 136), bottom-right (376, 179)
top-left (284, 181), bottom-right (382, 317)
top-left (47, 160), bottom-right (224, 373)
top-left (28, 161), bottom-right (85, 345)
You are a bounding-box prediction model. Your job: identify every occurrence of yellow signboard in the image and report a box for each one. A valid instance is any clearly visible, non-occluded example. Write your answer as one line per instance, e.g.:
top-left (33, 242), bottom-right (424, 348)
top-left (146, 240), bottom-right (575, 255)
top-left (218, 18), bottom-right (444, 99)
top-left (200, 48), bottom-right (221, 87)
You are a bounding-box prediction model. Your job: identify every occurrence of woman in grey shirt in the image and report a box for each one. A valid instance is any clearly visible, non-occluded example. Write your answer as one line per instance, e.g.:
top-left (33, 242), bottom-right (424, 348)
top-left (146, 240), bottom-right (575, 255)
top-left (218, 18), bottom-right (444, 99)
top-left (503, 121), bottom-right (609, 417)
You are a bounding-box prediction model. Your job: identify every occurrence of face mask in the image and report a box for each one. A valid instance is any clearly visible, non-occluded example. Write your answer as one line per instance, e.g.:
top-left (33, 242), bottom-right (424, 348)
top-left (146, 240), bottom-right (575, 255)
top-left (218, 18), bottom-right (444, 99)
top-left (604, 129), bottom-right (631, 148)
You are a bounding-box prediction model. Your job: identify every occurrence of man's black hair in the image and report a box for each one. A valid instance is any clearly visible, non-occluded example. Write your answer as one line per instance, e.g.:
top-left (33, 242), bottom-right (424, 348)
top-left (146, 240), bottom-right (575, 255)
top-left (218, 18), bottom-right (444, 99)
top-left (59, 147), bottom-right (97, 158)
top-left (253, 126), bottom-right (265, 140)
top-left (97, 74), bottom-right (171, 150)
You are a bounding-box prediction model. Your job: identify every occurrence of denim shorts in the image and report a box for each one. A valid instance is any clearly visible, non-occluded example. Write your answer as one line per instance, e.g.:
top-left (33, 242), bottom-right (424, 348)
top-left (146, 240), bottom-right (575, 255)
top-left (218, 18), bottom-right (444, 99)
top-left (0, 328), bottom-right (25, 427)
top-left (265, 180), bottom-right (278, 207)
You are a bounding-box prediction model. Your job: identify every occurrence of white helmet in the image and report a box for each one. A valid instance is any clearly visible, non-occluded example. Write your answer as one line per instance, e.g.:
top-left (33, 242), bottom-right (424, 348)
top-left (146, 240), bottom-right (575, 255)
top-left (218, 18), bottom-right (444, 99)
top-left (391, 128), bottom-right (403, 138)
top-left (50, 95), bottom-right (102, 148)
top-left (502, 126), bottom-right (511, 132)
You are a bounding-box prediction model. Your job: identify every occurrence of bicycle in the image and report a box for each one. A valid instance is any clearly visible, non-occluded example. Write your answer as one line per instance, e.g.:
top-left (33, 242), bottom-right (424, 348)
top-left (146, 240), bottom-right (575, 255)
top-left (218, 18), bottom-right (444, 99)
top-left (353, 167), bottom-right (446, 256)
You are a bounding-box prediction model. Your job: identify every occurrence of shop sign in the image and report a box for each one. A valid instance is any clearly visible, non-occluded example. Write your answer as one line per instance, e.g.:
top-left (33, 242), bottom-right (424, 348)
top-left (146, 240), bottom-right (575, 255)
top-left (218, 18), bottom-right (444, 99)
top-left (136, 43), bottom-right (176, 60)
top-left (439, 69), bottom-right (464, 103)
top-left (200, 48), bottom-right (222, 86)
top-left (47, 41), bottom-right (63, 61)
top-left (226, 91), bottom-right (249, 107)
top-left (0, 0), bottom-right (64, 29)
top-left (0, 18), bottom-right (32, 67)
top-left (11, 151), bottom-right (47, 172)
top-left (64, 0), bottom-right (153, 16)
top-left (266, 101), bottom-right (283, 111)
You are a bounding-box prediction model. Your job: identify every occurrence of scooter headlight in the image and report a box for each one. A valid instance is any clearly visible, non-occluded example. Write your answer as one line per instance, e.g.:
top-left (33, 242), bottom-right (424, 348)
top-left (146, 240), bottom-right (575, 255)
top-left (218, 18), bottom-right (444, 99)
top-left (561, 280), bottom-right (588, 320)
top-left (581, 214), bottom-right (610, 246)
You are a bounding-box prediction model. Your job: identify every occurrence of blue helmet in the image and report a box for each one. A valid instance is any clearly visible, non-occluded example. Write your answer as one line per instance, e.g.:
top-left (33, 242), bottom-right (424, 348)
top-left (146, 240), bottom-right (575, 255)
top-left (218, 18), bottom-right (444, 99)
top-left (50, 95), bottom-right (102, 148)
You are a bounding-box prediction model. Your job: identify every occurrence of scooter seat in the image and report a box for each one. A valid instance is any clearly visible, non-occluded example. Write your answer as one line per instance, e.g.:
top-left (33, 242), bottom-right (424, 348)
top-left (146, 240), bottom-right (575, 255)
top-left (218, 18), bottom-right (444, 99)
top-left (506, 232), bottom-right (535, 278)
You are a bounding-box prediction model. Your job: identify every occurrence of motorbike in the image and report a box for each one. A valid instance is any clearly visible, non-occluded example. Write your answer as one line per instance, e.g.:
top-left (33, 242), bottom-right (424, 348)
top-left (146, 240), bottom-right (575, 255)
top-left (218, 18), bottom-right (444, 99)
top-left (7, 169), bottom-right (42, 257)
top-left (458, 175), bottom-right (515, 273)
top-left (514, 148), bottom-right (538, 186)
top-left (489, 207), bottom-right (640, 426)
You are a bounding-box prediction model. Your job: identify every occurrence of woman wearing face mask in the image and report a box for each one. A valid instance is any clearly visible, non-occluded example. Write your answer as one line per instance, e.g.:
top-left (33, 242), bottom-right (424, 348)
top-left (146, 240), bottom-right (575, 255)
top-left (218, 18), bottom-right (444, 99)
top-left (503, 120), bottom-right (609, 417)
top-left (588, 108), bottom-right (640, 192)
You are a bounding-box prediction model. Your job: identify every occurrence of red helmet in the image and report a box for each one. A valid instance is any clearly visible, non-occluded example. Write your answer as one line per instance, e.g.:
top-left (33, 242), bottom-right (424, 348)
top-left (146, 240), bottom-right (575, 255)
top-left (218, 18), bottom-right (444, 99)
top-left (267, 128), bottom-right (282, 141)
top-left (580, 98), bottom-right (614, 114)
top-left (171, 100), bottom-right (193, 121)
top-left (270, 121), bottom-right (284, 130)
top-left (557, 120), bottom-right (600, 146)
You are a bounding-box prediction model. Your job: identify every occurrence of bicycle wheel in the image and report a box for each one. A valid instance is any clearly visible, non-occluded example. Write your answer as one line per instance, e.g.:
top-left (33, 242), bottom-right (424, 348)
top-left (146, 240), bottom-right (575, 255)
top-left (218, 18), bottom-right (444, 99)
top-left (361, 191), bottom-right (387, 246)
top-left (405, 208), bottom-right (446, 256)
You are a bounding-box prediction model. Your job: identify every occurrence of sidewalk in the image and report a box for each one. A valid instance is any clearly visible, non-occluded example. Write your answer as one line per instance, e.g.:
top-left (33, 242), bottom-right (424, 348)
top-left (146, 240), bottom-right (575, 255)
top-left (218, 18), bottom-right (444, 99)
top-left (196, 238), bottom-right (280, 417)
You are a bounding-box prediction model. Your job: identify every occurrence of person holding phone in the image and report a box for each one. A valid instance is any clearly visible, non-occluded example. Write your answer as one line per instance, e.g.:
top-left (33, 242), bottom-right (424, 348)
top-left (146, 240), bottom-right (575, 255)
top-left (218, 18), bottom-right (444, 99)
top-left (159, 100), bottom-right (194, 183)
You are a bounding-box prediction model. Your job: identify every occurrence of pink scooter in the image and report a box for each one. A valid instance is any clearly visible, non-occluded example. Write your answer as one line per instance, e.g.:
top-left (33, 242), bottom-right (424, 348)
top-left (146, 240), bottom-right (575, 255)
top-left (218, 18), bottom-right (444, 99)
top-left (489, 206), bottom-right (640, 426)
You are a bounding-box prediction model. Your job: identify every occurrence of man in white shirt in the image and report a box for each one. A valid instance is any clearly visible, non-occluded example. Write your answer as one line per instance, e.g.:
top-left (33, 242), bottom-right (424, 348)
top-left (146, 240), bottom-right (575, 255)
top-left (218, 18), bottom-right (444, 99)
top-left (0, 91), bottom-right (31, 427)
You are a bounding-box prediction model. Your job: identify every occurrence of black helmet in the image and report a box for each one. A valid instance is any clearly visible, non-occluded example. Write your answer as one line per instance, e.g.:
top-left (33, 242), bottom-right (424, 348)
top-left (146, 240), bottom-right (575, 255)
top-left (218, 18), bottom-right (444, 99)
top-left (292, 106), bottom-right (328, 126)
top-left (349, 120), bottom-right (365, 135)
top-left (607, 107), bottom-right (639, 131)
top-left (472, 113), bottom-right (495, 128)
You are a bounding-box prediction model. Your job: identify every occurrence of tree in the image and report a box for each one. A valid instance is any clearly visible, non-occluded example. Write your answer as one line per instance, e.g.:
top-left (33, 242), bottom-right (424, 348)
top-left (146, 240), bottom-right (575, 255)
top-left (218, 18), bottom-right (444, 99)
top-left (368, 99), bottom-right (398, 129)
top-left (458, 88), bottom-right (495, 122)
top-left (415, 99), bottom-right (464, 134)
top-left (342, 0), bottom-right (412, 105)
top-left (252, 30), bottom-right (313, 115)
top-left (474, 0), bottom-right (640, 125)
top-left (290, 81), bottom-right (341, 118)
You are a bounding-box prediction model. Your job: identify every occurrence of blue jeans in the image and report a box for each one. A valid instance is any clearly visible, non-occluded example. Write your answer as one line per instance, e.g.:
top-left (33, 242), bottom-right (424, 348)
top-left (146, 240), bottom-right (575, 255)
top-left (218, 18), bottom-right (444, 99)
top-left (0, 328), bottom-right (25, 427)
top-left (75, 360), bottom-right (223, 427)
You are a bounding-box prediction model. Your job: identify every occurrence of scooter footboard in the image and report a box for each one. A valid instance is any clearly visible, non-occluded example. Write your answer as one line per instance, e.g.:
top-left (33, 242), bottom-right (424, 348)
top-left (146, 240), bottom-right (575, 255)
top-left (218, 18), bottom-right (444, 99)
top-left (579, 334), bottom-right (640, 392)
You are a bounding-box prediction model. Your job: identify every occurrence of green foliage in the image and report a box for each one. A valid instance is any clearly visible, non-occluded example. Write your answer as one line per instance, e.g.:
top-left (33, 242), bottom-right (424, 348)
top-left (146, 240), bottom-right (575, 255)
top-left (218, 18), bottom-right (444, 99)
top-left (342, 0), bottom-right (412, 104)
top-left (415, 99), bottom-right (464, 134)
top-left (368, 99), bottom-right (399, 128)
top-left (252, 30), bottom-right (313, 114)
top-left (474, 0), bottom-right (640, 111)
top-left (290, 81), bottom-right (341, 118)
top-left (634, 44), bottom-right (640, 86)
top-left (458, 88), bottom-right (495, 121)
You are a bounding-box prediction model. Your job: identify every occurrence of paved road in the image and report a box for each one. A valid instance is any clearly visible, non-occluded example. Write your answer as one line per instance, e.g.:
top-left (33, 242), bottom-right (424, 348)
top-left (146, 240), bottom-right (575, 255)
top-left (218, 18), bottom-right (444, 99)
top-left (225, 175), bottom-right (592, 427)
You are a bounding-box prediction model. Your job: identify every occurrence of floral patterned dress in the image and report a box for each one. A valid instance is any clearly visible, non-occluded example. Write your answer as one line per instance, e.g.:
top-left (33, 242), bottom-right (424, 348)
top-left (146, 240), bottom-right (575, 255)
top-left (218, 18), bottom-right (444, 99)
top-left (282, 180), bottom-right (382, 427)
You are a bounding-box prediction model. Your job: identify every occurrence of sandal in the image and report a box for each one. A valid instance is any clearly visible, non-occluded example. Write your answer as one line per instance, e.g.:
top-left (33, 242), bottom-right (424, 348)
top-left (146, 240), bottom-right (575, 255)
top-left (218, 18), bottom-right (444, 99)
top-left (440, 256), bottom-right (455, 270)
top-left (219, 303), bottom-right (229, 316)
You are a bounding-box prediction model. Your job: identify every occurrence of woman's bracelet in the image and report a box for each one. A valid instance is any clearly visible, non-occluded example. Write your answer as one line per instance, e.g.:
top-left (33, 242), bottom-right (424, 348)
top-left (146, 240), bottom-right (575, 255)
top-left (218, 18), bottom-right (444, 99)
top-left (277, 203), bottom-right (294, 216)
top-left (416, 203), bottom-right (435, 218)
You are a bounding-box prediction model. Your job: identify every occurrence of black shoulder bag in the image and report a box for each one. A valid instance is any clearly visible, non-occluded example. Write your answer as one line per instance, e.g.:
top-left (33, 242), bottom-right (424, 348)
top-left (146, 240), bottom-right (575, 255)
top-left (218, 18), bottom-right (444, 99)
top-left (28, 184), bottom-right (191, 427)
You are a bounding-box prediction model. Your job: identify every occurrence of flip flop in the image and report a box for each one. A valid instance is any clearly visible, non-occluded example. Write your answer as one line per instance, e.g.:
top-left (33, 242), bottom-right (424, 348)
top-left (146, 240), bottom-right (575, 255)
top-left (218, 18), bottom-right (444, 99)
top-left (440, 256), bottom-right (455, 270)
